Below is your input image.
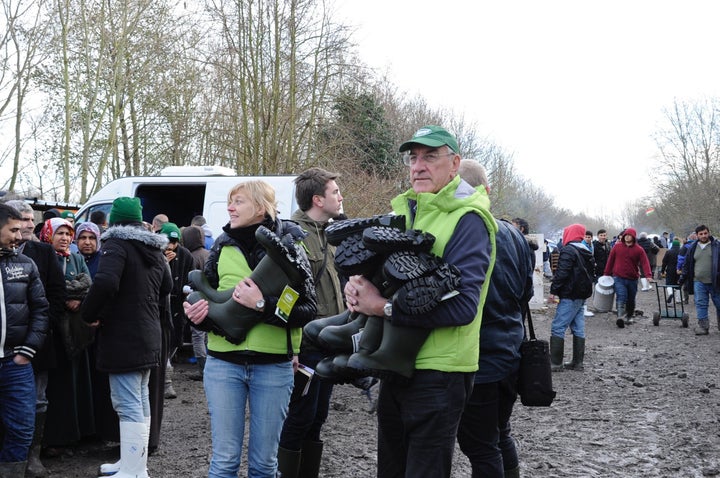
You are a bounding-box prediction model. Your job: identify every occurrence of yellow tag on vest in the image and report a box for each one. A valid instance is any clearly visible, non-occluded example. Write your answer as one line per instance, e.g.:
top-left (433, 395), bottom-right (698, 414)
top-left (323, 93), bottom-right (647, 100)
top-left (275, 285), bottom-right (299, 322)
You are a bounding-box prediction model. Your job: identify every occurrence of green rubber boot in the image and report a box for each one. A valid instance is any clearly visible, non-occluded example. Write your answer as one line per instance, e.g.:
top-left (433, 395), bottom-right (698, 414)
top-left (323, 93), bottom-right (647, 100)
top-left (563, 336), bottom-right (585, 371)
top-left (550, 335), bottom-right (564, 372)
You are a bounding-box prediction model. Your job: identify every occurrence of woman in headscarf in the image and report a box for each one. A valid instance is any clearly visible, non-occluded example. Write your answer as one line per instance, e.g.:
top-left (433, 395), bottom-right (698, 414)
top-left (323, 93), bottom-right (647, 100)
top-left (74, 222), bottom-right (102, 278)
top-left (39, 218), bottom-right (96, 453)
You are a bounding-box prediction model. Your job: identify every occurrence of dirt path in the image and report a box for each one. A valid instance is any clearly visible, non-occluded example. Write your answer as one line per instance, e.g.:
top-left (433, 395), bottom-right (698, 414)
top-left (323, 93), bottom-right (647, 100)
top-left (44, 284), bottom-right (720, 477)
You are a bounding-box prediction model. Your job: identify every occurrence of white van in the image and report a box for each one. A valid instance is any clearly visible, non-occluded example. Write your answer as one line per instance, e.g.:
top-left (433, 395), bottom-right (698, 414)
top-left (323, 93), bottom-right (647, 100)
top-left (74, 166), bottom-right (298, 239)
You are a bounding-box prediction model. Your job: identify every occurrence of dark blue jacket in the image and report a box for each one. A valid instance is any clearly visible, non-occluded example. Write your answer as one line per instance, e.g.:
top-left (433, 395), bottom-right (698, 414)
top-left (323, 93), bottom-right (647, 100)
top-left (475, 219), bottom-right (534, 384)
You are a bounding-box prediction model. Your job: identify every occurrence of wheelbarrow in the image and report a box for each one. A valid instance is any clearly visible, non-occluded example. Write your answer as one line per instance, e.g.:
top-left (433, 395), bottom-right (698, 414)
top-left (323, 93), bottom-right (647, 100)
top-left (652, 284), bottom-right (689, 327)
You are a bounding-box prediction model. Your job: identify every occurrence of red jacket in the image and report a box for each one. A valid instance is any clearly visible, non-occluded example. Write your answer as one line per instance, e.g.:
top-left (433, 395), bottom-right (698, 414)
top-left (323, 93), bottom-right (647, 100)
top-left (603, 228), bottom-right (652, 279)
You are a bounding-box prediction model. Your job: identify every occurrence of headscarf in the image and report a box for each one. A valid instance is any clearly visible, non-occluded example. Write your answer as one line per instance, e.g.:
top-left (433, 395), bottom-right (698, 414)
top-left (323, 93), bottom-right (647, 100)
top-left (40, 217), bottom-right (75, 257)
top-left (75, 222), bottom-right (102, 252)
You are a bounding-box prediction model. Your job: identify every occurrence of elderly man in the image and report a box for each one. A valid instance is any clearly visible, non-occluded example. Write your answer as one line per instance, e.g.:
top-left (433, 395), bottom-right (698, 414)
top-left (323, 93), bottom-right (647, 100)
top-left (344, 125), bottom-right (496, 478)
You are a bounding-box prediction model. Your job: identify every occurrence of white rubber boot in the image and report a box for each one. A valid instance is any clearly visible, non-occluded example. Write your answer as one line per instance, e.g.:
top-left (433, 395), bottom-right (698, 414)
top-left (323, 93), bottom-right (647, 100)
top-left (583, 305), bottom-right (594, 317)
top-left (99, 417), bottom-right (150, 477)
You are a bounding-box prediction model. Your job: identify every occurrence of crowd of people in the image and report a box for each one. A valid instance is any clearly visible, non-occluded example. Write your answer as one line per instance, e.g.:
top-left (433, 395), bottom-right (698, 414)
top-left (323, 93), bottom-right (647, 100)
top-left (2, 124), bottom-right (719, 478)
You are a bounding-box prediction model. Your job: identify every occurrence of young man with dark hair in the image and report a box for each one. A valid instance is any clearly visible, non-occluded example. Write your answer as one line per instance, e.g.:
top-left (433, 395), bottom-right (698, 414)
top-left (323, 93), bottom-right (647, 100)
top-left (0, 203), bottom-right (49, 475)
top-left (278, 167), bottom-right (345, 477)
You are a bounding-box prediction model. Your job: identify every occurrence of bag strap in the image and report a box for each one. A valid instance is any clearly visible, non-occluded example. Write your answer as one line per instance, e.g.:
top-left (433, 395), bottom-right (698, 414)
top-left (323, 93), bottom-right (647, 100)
top-left (522, 301), bottom-right (536, 341)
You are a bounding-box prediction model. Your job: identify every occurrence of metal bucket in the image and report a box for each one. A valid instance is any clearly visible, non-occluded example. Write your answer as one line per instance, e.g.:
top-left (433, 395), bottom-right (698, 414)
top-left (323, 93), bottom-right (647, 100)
top-left (593, 275), bottom-right (615, 312)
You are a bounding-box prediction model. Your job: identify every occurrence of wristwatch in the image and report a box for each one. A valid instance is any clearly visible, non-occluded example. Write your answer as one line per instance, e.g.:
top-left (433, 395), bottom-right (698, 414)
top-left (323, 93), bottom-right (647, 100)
top-left (383, 301), bottom-right (393, 317)
top-left (255, 298), bottom-right (266, 311)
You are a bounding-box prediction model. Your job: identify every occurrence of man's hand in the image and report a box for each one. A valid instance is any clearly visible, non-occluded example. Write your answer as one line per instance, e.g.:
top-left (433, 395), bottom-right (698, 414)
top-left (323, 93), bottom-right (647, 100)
top-left (13, 355), bottom-right (30, 365)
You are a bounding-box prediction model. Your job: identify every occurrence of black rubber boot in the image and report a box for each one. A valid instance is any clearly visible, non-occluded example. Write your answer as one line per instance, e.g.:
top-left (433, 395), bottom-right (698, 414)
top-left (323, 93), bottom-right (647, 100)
top-left (347, 318), bottom-right (429, 381)
top-left (504, 466), bottom-right (520, 478)
top-left (564, 336), bottom-right (585, 371)
top-left (393, 262), bottom-right (461, 315)
top-left (333, 233), bottom-right (382, 277)
top-left (383, 251), bottom-right (443, 283)
top-left (302, 310), bottom-right (352, 348)
top-left (325, 214), bottom-right (406, 246)
top-left (362, 226), bottom-right (436, 254)
top-left (298, 440), bottom-right (324, 478)
top-left (317, 314), bottom-right (368, 353)
top-left (277, 446), bottom-right (301, 478)
top-left (625, 302), bottom-right (635, 324)
top-left (0, 462), bottom-right (26, 478)
top-left (25, 412), bottom-right (47, 478)
top-left (616, 301), bottom-right (626, 328)
top-left (550, 336), bottom-right (564, 372)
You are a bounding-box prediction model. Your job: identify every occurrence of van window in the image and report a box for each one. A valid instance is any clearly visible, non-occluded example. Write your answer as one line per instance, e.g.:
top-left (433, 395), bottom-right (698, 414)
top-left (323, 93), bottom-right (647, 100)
top-left (75, 203), bottom-right (112, 225)
top-left (135, 184), bottom-right (206, 227)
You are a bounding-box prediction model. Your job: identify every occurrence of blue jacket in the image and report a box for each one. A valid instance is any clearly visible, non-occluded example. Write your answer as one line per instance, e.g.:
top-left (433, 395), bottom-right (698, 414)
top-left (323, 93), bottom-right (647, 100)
top-left (475, 219), bottom-right (534, 384)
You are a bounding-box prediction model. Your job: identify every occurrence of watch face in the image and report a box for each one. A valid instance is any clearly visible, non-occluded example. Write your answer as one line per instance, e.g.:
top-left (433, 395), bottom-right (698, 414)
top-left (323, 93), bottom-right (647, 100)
top-left (384, 302), bottom-right (392, 316)
top-left (256, 299), bottom-right (265, 310)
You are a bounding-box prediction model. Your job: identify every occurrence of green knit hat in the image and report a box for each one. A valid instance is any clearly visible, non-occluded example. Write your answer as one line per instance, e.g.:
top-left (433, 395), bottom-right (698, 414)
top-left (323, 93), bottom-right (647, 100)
top-left (60, 210), bottom-right (75, 220)
top-left (109, 197), bottom-right (143, 225)
top-left (159, 222), bottom-right (181, 242)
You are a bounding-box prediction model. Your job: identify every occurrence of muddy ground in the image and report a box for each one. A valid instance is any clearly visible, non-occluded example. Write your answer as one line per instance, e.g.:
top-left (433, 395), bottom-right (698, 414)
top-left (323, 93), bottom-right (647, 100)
top-left (45, 283), bottom-right (720, 477)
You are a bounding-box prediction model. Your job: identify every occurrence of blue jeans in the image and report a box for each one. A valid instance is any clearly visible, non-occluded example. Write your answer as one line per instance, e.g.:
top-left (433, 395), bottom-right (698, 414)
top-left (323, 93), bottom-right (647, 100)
top-left (457, 372), bottom-right (519, 477)
top-left (108, 369), bottom-right (151, 423)
top-left (377, 370), bottom-right (474, 478)
top-left (551, 298), bottom-right (585, 339)
top-left (613, 276), bottom-right (638, 312)
top-left (0, 358), bottom-right (36, 462)
top-left (279, 351), bottom-right (334, 450)
top-left (693, 281), bottom-right (720, 323)
top-left (204, 356), bottom-right (294, 478)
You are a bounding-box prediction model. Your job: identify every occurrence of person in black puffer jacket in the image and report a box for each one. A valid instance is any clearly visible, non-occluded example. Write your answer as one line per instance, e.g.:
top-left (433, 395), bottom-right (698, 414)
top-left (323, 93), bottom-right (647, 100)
top-left (0, 203), bottom-right (49, 475)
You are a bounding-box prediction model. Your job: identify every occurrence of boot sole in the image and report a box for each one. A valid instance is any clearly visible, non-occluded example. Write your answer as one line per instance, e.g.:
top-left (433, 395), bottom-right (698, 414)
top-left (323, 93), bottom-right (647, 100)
top-left (616, 318), bottom-right (625, 328)
top-left (362, 226), bottom-right (435, 254)
top-left (334, 234), bottom-right (381, 276)
top-left (394, 263), bottom-right (461, 315)
top-left (325, 215), bottom-right (406, 246)
top-left (383, 251), bottom-right (442, 283)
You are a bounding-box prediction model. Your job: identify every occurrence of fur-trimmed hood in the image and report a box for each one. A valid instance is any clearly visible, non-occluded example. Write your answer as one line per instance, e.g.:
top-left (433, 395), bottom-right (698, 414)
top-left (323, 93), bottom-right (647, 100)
top-left (101, 225), bottom-right (168, 250)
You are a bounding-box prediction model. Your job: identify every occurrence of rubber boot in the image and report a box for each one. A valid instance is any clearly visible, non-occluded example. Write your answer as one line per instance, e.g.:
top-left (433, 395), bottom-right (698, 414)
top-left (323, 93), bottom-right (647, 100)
top-left (164, 362), bottom-right (177, 399)
top-left (0, 462), bottom-right (27, 478)
top-left (325, 214), bottom-right (406, 246)
top-left (103, 422), bottom-right (149, 478)
top-left (25, 412), bottom-right (47, 478)
top-left (316, 314), bottom-right (368, 353)
top-left (99, 417), bottom-right (150, 477)
top-left (564, 336), bottom-right (585, 371)
top-left (504, 466), bottom-right (520, 478)
top-left (625, 302), bottom-right (635, 324)
top-left (277, 446), bottom-right (301, 478)
top-left (298, 440), bottom-right (323, 478)
top-left (550, 336), bottom-right (564, 372)
top-left (346, 318), bottom-right (429, 381)
top-left (189, 356), bottom-right (206, 381)
top-left (302, 310), bottom-right (352, 347)
top-left (186, 250), bottom-right (303, 345)
top-left (616, 301), bottom-right (626, 328)
top-left (695, 319), bottom-right (710, 335)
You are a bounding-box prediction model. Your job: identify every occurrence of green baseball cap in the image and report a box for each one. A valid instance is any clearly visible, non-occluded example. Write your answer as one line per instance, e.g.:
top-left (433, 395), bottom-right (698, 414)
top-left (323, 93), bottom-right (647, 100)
top-left (399, 125), bottom-right (459, 153)
top-left (159, 222), bottom-right (181, 241)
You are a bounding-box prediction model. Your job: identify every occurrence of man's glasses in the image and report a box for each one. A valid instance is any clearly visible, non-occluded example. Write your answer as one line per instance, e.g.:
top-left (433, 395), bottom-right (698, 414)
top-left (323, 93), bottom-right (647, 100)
top-left (401, 151), bottom-right (456, 166)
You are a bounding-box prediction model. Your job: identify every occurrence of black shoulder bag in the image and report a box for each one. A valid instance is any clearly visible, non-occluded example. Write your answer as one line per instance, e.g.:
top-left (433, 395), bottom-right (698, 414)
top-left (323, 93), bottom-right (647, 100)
top-left (517, 303), bottom-right (556, 406)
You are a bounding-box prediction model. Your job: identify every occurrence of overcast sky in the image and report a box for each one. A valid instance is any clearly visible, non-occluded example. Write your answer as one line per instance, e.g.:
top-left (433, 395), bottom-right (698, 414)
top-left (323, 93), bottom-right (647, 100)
top-left (334, 0), bottom-right (720, 220)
